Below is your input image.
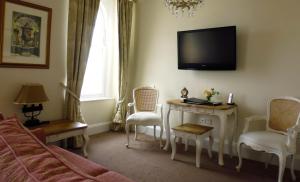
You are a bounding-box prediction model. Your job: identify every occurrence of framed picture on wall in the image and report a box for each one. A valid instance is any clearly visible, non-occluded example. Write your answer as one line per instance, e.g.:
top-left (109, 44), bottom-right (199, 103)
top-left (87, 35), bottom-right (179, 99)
top-left (0, 0), bottom-right (52, 69)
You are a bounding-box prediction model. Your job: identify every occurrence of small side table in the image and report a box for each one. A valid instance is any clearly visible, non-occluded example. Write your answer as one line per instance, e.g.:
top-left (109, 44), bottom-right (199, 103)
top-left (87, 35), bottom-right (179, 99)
top-left (171, 123), bottom-right (214, 168)
top-left (28, 119), bottom-right (89, 157)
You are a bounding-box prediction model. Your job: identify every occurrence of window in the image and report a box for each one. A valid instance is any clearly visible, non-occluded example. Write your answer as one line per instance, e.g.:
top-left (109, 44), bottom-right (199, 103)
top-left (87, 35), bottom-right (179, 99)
top-left (80, 0), bottom-right (118, 101)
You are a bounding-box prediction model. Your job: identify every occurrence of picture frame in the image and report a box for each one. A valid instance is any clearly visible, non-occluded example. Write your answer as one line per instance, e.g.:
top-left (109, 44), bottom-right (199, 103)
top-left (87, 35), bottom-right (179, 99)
top-left (0, 0), bottom-right (52, 69)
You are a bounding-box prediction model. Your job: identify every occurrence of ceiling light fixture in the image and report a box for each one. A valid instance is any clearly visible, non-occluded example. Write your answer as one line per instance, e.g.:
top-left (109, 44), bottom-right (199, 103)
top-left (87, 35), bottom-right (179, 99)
top-left (165, 0), bottom-right (204, 16)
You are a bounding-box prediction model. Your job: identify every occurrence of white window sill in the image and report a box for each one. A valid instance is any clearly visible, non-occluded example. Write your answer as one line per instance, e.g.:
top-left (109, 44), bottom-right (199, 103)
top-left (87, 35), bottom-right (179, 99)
top-left (80, 97), bottom-right (114, 102)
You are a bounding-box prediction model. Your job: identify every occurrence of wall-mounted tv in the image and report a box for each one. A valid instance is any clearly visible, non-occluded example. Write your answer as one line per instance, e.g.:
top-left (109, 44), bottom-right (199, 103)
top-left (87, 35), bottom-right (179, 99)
top-left (178, 26), bottom-right (236, 70)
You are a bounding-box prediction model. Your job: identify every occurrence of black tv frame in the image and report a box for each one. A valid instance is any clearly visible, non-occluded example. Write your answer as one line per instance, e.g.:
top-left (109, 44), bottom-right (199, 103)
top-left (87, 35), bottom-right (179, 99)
top-left (177, 26), bottom-right (236, 70)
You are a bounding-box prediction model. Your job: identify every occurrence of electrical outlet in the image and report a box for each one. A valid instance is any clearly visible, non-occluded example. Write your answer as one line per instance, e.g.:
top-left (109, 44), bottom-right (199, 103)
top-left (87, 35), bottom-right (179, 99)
top-left (200, 118), bottom-right (212, 126)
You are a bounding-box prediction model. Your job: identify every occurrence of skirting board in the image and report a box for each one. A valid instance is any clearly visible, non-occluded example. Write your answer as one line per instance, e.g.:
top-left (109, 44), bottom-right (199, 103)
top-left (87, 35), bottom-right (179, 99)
top-left (87, 122), bottom-right (110, 136)
top-left (137, 126), bottom-right (300, 171)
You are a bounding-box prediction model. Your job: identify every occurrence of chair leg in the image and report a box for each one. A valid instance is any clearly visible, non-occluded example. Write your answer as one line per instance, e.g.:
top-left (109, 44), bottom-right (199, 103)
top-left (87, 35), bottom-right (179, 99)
top-left (290, 155), bottom-right (296, 181)
top-left (208, 134), bottom-right (213, 159)
top-left (184, 137), bottom-right (189, 151)
top-left (265, 154), bottom-right (274, 169)
top-left (134, 125), bottom-right (137, 140)
top-left (154, 125), bottom-right (156, 140)
top-left (278, 154), bottom-right (286, 182)
top-left (171, 135), bottom-right (177, 160)
top-left (236, 141), bottom-right (243, 172)
top-left (125, 123), bottom-right (130, 148)
top-left (196, 137), bottom-right (203, 168)
top-left (159, 124), bottom-right (163, 148)
top-left (176, 137), bottom-right (180, 143)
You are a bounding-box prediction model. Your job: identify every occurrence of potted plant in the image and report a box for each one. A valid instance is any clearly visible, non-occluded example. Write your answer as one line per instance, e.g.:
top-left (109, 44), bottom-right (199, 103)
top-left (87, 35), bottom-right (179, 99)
top-left (203, 88), bottom-right (219, 102)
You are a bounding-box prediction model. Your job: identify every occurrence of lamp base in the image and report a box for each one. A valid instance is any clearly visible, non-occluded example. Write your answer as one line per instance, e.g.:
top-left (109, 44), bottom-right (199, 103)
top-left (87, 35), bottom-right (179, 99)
top-left (23, 119), bottom-right (49, 127)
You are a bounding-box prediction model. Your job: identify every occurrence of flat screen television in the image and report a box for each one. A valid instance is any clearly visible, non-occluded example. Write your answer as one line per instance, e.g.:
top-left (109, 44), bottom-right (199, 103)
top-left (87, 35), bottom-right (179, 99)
top-left (177, 26), bottom-right (236, 70)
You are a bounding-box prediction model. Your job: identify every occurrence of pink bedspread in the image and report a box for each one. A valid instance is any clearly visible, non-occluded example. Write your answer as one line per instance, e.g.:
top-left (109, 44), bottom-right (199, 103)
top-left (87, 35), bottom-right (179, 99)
top-left (0, 117), bottom-right (132, 182)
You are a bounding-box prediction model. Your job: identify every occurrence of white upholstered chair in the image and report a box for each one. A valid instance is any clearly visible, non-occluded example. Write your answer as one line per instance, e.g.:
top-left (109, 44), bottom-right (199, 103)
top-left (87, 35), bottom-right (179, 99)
top-left (236, 97), bottom-right (300, 182)
top-left (125, 86), bottom-right (163, 148)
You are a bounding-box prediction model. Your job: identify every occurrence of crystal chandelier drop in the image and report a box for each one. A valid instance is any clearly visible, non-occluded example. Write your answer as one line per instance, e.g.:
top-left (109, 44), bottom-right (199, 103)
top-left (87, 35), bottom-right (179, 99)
top-left (165, 0), bottom-right (204, 16)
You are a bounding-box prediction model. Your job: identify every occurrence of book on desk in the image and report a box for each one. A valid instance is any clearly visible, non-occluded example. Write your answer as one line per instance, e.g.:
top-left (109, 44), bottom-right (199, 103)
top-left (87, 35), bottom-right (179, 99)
top-left (183, 97), bottom-right (223, 106)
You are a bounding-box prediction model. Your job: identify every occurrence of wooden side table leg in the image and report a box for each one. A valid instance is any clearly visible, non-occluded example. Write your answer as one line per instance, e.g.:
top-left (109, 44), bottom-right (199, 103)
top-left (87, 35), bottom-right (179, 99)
top-left (171, 134), bottom-right (177, 160)
top-left (196, 137), bottom-right (203, 168)
top-left (82, 130), bottom-right (89, 157)
top-left (184, 137), bottom-right (189, 152)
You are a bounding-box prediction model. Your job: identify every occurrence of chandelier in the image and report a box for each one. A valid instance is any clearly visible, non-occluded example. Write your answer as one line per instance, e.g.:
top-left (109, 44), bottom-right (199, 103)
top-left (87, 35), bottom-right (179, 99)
top-left (165, 0), bottom-right (204, 16)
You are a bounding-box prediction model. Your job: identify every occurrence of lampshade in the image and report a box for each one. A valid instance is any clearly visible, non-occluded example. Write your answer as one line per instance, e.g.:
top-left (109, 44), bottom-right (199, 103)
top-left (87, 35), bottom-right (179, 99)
top-left (14, 84), bottom-right (49, 104)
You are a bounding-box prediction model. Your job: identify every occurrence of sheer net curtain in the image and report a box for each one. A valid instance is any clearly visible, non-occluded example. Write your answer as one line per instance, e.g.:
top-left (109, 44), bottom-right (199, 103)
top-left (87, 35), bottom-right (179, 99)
top-left (81, 0), bottom-right (119, 101)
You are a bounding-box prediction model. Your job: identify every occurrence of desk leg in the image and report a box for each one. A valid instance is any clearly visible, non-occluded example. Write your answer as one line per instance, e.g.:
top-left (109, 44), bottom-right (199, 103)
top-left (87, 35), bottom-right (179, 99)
top-left (178, 109), bottom-right (184, 144)
top-left (163, 105), bottom-right (171, 151)
top-left (180, 109), bottom-right (184, 125)
top-left (218, 113), bottom-right (227, 166)
top-left (228, 108), bottom-right (238, 157)
top-left (83, 129), bottom-right (89, 157)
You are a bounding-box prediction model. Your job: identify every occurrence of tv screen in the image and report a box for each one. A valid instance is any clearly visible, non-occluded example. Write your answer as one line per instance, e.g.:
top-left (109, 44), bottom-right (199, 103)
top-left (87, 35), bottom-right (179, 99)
top-left (178, 26), bottom-right (236, 70)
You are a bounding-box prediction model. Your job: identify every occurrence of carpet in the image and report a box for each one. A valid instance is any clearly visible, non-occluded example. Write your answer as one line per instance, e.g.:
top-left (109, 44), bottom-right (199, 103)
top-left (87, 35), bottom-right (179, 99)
top-left (87, 132), bottom-right (297, 182)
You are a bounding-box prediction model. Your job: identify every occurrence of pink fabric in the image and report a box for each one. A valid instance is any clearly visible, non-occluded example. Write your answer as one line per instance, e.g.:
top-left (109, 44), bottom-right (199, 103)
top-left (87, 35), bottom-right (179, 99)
top-left (49, 145), bottom-right (109, 176)
top-left (0, 117), bottom-right (133, 182)
top-left (49, 146), bottom-right (133, 182)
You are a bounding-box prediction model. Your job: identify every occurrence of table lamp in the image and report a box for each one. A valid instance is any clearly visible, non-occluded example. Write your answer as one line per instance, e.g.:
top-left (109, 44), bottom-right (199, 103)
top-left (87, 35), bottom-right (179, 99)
top-left (14, 83), bottom-right (49, 127)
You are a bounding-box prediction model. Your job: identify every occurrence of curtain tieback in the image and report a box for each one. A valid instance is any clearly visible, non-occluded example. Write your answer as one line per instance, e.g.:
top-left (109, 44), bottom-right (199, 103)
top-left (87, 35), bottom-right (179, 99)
top-left (60, 82), bottom-right (80, 102)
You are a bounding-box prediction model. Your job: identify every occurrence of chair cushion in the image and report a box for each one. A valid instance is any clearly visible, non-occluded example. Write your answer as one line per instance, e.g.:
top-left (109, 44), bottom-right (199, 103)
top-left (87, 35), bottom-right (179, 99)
top-left (126, 112), bottom-right (161, 125)
top-left (172, 123), bottom-right (213, 135)
top-left (239, 131), bottom-right (287, 152)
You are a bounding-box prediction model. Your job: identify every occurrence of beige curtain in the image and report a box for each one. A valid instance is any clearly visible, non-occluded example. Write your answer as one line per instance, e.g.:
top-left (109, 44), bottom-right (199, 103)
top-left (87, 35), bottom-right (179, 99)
top-left (112, 0), bottom-right (134, 131)
top-left (65, 0), bottom-right (100, 146)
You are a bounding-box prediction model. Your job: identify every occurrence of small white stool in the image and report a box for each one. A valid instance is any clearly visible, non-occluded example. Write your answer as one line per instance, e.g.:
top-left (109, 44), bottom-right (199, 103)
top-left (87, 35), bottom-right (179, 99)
top-left (171, 123), bottom-right (214, 168)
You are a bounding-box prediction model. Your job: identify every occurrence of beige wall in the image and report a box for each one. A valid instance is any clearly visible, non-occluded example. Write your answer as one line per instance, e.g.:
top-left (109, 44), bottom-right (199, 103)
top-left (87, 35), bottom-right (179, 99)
top-left (2, 0), bottom-right (299, 129)
top-left (133, 0), bottom-right (300, 132)
top-left (0, 0), bottom-right (112, 125)
top-left (81, 99), bottom-right (115, 125)
top-left (0, 0), bottom-right (68, 121)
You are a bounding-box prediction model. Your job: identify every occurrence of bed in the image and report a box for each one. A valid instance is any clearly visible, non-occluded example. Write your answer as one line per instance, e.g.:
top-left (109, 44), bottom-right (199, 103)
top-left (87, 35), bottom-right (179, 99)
top-left (0, 113), bottom-right (133, 182)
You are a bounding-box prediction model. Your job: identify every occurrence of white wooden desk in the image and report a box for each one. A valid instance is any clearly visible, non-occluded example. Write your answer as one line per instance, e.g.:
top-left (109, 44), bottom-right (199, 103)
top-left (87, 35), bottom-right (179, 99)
top-left (164, 99), bottom-right (237, 166)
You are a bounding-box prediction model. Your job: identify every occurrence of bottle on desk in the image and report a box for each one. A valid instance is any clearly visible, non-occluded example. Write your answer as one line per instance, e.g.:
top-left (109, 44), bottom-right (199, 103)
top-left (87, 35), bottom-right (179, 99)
top-left (227, 93), bottom-right (234, 105)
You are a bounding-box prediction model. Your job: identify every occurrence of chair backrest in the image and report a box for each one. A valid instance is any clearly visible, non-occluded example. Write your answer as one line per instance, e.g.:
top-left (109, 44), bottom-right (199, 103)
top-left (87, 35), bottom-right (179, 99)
top-left (267, 97), bottom-right (300, 134)
top-left (133, 86), bottom-right (158, 112)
